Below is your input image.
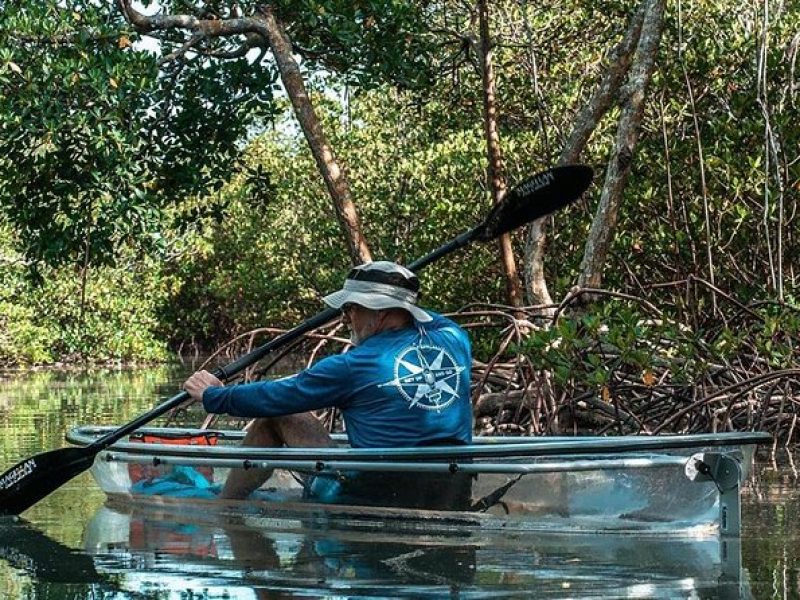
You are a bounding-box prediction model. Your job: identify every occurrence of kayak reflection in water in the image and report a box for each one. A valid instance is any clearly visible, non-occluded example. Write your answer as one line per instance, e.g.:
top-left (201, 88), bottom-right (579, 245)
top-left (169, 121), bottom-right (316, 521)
top-left (183, 261), bottom-right (474, 508)
top-left (84, 505), bottom-right (478, 596)
top-left (82, 504), bottom-right (751, 599)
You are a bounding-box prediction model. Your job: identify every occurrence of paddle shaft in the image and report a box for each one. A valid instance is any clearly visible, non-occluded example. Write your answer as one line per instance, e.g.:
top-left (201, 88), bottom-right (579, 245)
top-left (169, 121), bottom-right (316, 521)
top-left (92, 228), bottom-right (479, 452)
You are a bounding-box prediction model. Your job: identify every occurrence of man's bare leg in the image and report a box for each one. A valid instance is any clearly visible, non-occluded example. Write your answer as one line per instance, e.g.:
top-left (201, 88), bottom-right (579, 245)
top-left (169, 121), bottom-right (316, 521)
top-left (221, 413), bottom-right (335, 499)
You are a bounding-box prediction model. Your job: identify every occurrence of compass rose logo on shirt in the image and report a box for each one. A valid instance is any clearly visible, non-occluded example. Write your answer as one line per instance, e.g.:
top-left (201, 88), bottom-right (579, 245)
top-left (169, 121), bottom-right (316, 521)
top-left (380, 343), bottom-right (465, 411)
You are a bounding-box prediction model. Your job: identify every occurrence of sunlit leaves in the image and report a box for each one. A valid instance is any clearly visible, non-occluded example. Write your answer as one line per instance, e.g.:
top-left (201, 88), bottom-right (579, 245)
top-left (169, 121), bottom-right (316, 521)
top-left (0, 1), bottom-right (276, 275)
top-left (271, 0), bottom-right (436, 90)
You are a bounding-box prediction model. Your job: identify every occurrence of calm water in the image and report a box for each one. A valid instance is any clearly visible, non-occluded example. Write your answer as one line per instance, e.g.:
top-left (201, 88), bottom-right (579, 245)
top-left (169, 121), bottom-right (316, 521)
top-left (0, 364), bottom-right (798, 599)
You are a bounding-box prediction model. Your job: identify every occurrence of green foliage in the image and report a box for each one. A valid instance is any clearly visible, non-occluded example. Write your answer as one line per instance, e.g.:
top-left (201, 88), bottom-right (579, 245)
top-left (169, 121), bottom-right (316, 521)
top-left (161, 90), bottom-right (516, 344)
top-left (585, 0), bottom-right (799, 294)
top-left (518, 299), bottom-right (800, 393)
top-left (0, 219), bottom-right (170, 365)
top-left (273, 0), bottom-right (436, 90)
top-left (522, 306), bottom-right (668, 389)
top-left (0, 264), bottom-right (171, 366)
top-left (411, 0), bottom-right (799, 301)
top-left (0, 301), bottom-right (57, 365)
top-left (161, 0), bottom-right (800, 345)
top-left (146, 57), bottom-right (279, 201)
top-left (142, 0), bottom-right (437, 90)
top-left (0, 1), bottom-right (274, 275)
top-left (0, 2), bottom-right (156, 272)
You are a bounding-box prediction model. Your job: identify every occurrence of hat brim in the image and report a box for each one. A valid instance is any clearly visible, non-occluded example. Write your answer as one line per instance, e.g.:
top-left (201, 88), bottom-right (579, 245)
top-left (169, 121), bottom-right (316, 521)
top-left (323, 289), bottom-right (433, 323)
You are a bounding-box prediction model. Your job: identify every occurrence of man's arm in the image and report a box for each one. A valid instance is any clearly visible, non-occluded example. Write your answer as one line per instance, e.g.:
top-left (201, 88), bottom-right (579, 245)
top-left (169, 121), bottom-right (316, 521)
top-left (184, 353), bottom-right (353, 418)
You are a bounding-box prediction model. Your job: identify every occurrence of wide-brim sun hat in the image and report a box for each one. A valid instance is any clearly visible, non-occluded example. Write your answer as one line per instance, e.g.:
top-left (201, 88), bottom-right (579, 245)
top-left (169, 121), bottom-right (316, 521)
top-left (323, 261), bottom-right (432, 323)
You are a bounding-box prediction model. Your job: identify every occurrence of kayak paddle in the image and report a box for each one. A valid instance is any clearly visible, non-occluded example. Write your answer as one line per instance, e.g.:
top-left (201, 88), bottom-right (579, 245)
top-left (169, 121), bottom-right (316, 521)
top-left (0, 164), bottom-right (593, 516)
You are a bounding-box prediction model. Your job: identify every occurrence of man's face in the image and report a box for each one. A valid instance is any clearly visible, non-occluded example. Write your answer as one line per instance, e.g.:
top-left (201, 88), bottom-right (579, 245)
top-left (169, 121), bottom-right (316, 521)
top-left (341, 304), bottom-right (381, 346)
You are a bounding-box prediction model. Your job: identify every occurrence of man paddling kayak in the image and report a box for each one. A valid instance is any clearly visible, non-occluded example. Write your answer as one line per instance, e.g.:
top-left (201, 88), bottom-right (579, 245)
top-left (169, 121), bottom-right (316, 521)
top-left (184, 261), bottom-right (473, 507)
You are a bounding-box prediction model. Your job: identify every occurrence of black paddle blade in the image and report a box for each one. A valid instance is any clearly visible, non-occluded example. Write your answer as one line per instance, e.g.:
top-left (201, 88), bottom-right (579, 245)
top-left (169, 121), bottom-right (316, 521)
top-left (476, 164), bottom-right (593, 242)
top-left (0, 446), bottom-right (98, 516)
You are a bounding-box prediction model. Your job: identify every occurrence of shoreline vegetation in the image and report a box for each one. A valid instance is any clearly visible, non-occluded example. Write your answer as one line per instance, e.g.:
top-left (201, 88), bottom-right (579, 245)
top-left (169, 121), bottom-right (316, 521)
top-left (3, 292), bottom-right (798, 447)
top-left (4, 242), bottom-right (798, 447)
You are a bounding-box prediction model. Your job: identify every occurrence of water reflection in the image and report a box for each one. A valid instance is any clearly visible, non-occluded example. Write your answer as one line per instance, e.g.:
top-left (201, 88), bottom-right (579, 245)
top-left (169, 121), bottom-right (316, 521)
top-left (0, 364), bottom-right (190, 467)
top-left (0, 518), bottom-right (102, 584)
top-left (68, 501), bottom-right (750, 599)
top-left (85, 505), bottom-right (478, 598)
top-left (741, 450), bottom-right (800, 600)
top-left (0, 503), bottom-right (756, 598)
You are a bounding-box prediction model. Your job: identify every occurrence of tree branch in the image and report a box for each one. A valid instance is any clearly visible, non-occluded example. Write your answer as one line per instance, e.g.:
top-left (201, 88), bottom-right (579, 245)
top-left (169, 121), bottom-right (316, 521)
top-left (116, 0), bottom-right (266, 40)
top-left (578, 0), bottom-right (666, 289)
top-left (254, 4), bottom-right (372, 264)
top-left (523, 0), bottom-right (648, 309)
top-left (158, 32), bottom-right (206, 66)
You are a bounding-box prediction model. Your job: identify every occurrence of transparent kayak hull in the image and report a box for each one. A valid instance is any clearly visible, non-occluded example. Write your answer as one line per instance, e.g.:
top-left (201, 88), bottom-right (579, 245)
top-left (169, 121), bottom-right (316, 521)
top-left (67, 426), bottom-right (770, 536)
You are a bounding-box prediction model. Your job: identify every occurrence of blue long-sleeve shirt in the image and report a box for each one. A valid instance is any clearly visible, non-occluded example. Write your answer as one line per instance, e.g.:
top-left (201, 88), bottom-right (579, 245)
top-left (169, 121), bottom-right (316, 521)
top-left (203, 311), bottom-right (472, 447)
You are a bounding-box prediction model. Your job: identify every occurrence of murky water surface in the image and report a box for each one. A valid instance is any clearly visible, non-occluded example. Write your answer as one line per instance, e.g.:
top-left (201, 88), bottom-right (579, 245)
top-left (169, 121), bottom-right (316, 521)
top-left (0, 364), bottom-right (797, 599)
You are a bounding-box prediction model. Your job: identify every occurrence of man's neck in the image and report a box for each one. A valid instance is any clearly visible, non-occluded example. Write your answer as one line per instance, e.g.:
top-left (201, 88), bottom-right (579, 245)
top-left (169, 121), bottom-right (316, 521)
top-left (378, 310), bottom-right (413, 333)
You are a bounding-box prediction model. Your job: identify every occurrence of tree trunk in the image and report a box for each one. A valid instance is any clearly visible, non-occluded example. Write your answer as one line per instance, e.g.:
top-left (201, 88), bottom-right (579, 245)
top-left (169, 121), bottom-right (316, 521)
top-left (257, 7), bottom-right (372, 265)
top-left (523, 1), bottom-right (648, 308)
top-left (578, 0), bottom-right (665, 289)
top-left (478, 0), bottom-right (523, 307)
top-left (116, 0), bottom-right (372, 266)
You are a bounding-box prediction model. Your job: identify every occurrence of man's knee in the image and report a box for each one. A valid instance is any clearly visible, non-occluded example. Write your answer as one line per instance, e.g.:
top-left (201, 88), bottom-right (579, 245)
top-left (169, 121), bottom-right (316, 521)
top-left (244, 413), bottom-right (333, 448)
top-left (241, 417), bottom-right (281, 447)
top-left (274, 413), bottom-right (335, 447)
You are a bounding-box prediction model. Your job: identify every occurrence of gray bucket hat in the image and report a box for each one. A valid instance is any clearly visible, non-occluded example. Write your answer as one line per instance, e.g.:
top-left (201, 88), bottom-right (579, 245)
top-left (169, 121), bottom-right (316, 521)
top-left (323, 261), bottom-right (432, 323)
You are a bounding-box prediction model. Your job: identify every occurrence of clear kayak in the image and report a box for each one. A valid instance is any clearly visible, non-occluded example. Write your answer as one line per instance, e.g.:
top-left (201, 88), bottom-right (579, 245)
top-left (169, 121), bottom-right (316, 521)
top-left (67, 426), bottom-right (770, 536)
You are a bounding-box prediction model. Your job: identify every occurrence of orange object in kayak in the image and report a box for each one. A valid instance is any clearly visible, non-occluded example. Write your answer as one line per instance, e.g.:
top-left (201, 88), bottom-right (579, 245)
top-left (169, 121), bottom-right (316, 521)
top-left (128, 431), bottom-right (220, 484)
